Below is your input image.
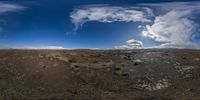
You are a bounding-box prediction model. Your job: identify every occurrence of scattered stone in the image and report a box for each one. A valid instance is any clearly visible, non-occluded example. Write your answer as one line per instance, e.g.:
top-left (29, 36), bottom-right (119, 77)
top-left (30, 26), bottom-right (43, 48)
top-left (123, 55), bottom-right (131, 60)
top-left (39, 54), bottom-right (44, 58)
top-left (56, 57), bottom-right (69, 62)
top-left (0, 49), bottom-right (199, 99)
top-left (92, 54), bottom-right (101, 57)
top-left (164, 53), bottom-right (169, 56)
top-left (133, 59), bottom-right (143, 66)
top-left (182, 56), bottom-right (187, 60)
top-left (69, 58), bottom-right (77, 63)
top-left (187, 88), bottom-right (193, 91)
top-left (194, 58), bottom-right (200, 61)
top-left (113, 72), bottom-right (119, 76)
top-left (175, 65), bottom-right (194, 74)
top-left (121, 72), bottom-right (129, 77)
top-left (92, 60), bottom-right (98, 63)
top-left (43, 65), bottom-right (46, 68)
top-left (71, 64), bottom-right (81, 73)
top-left (74, 65), bottom-right (79, 68)
top-left (134, 62), bottom-right (139, 66)
top-left (136, 78), bottom-right (170, 91)
top-left (114, 67), bottom-right (121, 71)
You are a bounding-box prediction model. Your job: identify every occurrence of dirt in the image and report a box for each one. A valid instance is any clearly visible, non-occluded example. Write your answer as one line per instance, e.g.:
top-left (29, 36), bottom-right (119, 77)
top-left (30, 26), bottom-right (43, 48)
top-left (0, 49), bottom-right (200, 100)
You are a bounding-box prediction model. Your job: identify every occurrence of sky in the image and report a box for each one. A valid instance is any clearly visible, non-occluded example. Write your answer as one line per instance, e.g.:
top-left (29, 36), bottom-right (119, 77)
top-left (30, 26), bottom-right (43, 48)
top-left (0, 0), bottom-right (200, 49)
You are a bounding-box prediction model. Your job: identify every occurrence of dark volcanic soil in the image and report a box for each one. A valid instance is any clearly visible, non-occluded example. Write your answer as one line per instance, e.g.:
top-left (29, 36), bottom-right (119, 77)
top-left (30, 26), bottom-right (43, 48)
top-left (0, 49), bottom-right (200, 99)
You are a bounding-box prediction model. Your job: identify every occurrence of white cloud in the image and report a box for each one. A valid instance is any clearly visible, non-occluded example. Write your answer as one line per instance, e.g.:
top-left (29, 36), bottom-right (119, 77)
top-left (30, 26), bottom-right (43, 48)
top-left (0, 2), bottom-right (26, 14)
top-left (2, 46), bottom-right (66, 50)
top-left (142, 10), bottom-right (197, 43)
top-left (156, 43), bottom-right (198, 49)
top-left (141, 2), bottom-right (200, 49)
top-left (127, 39), bottom-right (143, 47)
top-left (0, 2), bottom-right (26, 32)
top-left (115, 45), bottom-right (132, 49)
top-left (70, 2), bottom-right (200, 49)
top-left (25, 46), bottom-right (66, 49)
top-left (115, 39), bottom-right (143, 49)
top-left (140, 2), bottom-right (200, 12)
top-left (70, 5), bottom-right (153, 30)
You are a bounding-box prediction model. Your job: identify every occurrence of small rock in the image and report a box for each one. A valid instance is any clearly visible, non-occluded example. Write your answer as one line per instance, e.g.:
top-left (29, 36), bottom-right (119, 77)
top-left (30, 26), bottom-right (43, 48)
top-left (74, 65), bottom-right (79, 68)
top-left (134, 59), bottom-right (143, 66)
top-left (121, 73), bottom-right (129, 77)
top-left (114, 67), bottom-right (121, 71)
top-left (123, 55), bottom-right (131, 60)
top-left (187, 88), bottom-right (193, 91)
top-left (69, 58), bottom-right (77, 63)
top-left (194, 58), bottom-right (200, 61)
top-left (43, 65), bottom-right (46, 68)
top-left (182, 56), bottom-right (187, 60)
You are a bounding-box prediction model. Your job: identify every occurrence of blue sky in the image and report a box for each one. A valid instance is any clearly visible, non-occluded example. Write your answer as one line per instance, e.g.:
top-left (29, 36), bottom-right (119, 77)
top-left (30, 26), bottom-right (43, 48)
top-left (0, 0), bottom-right (200, 49)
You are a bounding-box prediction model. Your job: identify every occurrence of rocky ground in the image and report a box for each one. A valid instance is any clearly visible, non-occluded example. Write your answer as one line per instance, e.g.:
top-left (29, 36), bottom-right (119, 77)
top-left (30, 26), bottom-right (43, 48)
top-left (0, 49), bottom-right (200, 100)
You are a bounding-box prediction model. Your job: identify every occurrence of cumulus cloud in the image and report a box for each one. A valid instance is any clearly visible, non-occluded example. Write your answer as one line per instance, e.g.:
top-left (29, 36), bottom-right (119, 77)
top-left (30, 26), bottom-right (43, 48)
top-left (70, 2), bottom-right (200, 49)
top-left (141, 2), bottom-right (200, 49)
top-left (115, 39), bottom-right (143, 49)
top-left (70, 5), bottom-right (153, 31)
top-left (127, 39), bottom-right (143, 47)
top-left (142, 10), bottom-right (197, 43)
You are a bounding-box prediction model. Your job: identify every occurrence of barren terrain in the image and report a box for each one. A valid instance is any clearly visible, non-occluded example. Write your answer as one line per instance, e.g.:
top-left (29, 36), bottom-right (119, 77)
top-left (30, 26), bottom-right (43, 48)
top-left (0, 49), bottom-right (200, 99)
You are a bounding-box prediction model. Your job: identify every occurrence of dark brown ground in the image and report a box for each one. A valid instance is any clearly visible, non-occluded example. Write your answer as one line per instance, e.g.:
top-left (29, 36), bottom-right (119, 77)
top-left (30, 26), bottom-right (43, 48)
top-left (0, 49), bottom-right (200, 100)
